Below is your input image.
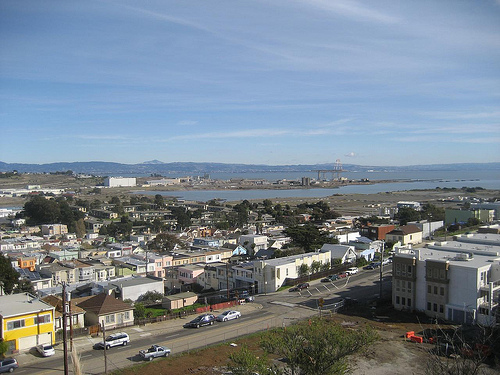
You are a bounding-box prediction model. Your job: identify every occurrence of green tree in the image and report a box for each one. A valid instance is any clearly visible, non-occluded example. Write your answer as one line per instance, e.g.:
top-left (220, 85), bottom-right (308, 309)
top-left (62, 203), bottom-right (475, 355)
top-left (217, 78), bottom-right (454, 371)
top-left (0, 340), bottom-right (9, 358)
top-left (0, 255), bottom-right (21, 294)
top-left (75, 218), bottom-right (86, 238)
top-left (284, 223), bottom-right (337, 252)
top-left (395, 207), bottom-right (421, 225)
top-left (311, 260), bottom-right (322, 274)
top-left (171, 207), bottom-right (191, 230)
top-left (23, 196), bottom-right (60, 224)
top-left (138, 291), bottom-right (164, 305)
top-left (154, 194), bottom-right (165, 209)
top-left (133, 302), bottom-right (146, 319)
top-left (298, 263), bottom-right (310, 277)
top-left (148, 233), bottom-right (183, 253)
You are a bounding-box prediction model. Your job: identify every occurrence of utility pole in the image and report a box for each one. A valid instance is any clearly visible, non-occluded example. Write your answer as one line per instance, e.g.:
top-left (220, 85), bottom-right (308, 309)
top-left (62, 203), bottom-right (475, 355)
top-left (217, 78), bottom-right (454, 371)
top-left (226, 262), bottom-right (230, 300)
top-left (102, 321), bottom-right (108, 375)
top-left (379, 241), bottom-right (384, 299)
top-left (62, 282), bottom-right (69, 375)
top-left (68, 292), bottom-right (73, 351)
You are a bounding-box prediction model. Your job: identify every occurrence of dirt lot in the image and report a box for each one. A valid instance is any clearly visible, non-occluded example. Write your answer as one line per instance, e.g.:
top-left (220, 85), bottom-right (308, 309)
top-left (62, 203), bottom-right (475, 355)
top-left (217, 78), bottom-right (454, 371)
top-left (112, 302), bottom-right (499, 375)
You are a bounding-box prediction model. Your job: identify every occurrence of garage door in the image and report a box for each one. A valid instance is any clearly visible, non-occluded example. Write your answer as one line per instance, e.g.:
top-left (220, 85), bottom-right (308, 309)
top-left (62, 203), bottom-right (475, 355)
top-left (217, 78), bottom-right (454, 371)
top-left (18, 332), bottom-right (52, 351)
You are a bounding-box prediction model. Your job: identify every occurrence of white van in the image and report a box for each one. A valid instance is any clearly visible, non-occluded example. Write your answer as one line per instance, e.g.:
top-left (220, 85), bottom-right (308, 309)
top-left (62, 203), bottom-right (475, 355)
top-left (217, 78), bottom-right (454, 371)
top-left (346, 267), bottom-right (359, 275)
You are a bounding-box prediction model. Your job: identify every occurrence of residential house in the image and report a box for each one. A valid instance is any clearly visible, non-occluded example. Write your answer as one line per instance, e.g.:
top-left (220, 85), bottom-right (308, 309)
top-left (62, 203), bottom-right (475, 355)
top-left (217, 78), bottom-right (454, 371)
top-left (41, 295), bottom-right (85, 331)
top-left (41, 224), bottom-right (68, 237)
top-left (75, 293), bottom-right (134, 329)
top-left (0, 293), bottom-right (55, 352)
top-left (320, 244), bottom-right (357, 264)
top-left (15, 268), bottom-right (53, 291)
top-left (360, 224), bottom-right (395, 241)
top-left (239, 234), bottom-right (268, 255)
top-left (38, 262), bottom-right (78, 285)
top-left (178, 264), bottom-right (205, 285)
top-left (386, 225), bottom-right (423, 245)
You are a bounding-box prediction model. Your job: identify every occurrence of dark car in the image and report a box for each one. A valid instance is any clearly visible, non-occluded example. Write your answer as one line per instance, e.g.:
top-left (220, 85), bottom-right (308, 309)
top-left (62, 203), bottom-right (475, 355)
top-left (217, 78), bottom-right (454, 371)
top-left (183, 313), bottom-right (216, 328)
top-left (321, 275), bottom-right (339, 282)
top-left (0, 358), bottom-right (18, 373)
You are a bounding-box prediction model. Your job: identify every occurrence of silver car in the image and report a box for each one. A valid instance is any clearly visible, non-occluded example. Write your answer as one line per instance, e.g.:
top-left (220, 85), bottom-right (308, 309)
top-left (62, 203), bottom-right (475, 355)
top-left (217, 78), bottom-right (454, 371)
top-left (216, 310), bottom-right (241, 322)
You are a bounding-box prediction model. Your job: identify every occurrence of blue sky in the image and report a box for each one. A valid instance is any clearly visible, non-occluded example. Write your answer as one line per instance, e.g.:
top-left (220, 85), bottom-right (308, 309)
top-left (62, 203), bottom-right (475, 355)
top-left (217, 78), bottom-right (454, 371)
top-left (1, 0), bottom-right (499, 166)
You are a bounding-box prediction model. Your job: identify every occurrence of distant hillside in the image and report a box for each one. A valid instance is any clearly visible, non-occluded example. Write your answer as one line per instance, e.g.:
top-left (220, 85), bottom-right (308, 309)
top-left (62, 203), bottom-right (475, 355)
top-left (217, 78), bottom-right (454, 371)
top-left (0, 161), bottom-right (499, 176)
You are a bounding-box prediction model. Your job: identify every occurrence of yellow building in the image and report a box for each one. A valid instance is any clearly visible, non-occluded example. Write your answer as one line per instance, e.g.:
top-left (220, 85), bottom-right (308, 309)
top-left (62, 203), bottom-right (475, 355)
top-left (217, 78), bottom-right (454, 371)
top-left (0, 293), bottom-right (55, 353)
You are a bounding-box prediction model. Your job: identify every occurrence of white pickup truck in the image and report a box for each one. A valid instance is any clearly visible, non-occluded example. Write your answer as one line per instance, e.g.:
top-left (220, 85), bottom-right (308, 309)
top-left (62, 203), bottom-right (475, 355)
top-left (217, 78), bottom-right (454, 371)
top-left (139, 345), bottom-right (171, 361)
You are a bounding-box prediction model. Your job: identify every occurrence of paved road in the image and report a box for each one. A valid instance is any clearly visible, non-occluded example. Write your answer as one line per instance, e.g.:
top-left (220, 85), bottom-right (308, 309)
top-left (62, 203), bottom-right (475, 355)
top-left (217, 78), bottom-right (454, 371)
top-left (16, 268), bottom-right (392, 375)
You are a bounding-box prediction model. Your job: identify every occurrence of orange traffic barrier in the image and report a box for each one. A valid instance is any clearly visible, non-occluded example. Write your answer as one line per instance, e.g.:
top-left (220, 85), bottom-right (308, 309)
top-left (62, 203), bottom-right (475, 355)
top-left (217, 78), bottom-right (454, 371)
top-left (405, 331), bottom-right (415, 338)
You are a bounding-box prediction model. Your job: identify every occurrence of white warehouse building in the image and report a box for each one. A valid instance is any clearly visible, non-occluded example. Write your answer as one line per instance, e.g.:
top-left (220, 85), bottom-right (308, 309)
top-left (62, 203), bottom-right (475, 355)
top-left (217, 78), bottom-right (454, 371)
top-left (104, 177), bottom-right (137, 187)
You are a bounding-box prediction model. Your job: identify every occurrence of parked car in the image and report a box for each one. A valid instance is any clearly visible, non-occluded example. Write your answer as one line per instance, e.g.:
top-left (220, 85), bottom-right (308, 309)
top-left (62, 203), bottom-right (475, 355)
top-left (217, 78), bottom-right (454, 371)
top-left (321, 274), bottom-right (339, 282)
top-left (36, 344), bottom-right (55, 357)
top-left (244, 295), bottom-right (254, 302)
top-left (96, 332), bottom-right (130, 349)
top-left (139, 345), bottom-right (171, 361)
top-left (183, 313), bottom-right (216, 328)
top-left (337, 272), bottom-right (347, 278)
top-left (290, 282), bottom-right (309, 292)
top-left (0, 358), bottom-right (18, 373)
top-left (346, 267), bottom-right (359, 275)
top-left (216, 310), bottom-right (241, 322)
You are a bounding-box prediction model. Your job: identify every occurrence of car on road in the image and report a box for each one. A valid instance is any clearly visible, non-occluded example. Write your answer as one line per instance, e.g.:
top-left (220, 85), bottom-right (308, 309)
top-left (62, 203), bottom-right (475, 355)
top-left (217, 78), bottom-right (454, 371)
top-left (183, 313), bottom-right (216, 328)
top-left (289, 282), bottom-right (309, 292)
top-left (0, 358), bottom-right (18, 373)
top-left (36, 344), bottom-right (55, 357)
top-left (96, 332), bottom-right (130, 349)
top-left (244, 295), bottom-right (254, 302)
top-left (216, 310), bottom-right (241, 322)
top-left (346, 267), bottom-right (359, 275)
top-left (139, 345), bottom-right (171, 361)
top-left (364, 262), bottom-right (380, 270)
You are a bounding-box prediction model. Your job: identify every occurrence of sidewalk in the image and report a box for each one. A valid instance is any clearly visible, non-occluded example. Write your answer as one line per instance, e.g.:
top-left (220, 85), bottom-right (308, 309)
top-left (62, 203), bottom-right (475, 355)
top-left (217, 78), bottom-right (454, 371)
top-left (14, 302), bottom-right (263, 367)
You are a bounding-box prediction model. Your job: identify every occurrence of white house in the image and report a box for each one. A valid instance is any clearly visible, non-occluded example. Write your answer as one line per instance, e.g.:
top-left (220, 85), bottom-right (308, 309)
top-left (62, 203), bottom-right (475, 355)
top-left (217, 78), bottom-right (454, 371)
top-left (320, 244), bottom-right (357, 264)
top-left (104, 177), bottom-right (136, 187)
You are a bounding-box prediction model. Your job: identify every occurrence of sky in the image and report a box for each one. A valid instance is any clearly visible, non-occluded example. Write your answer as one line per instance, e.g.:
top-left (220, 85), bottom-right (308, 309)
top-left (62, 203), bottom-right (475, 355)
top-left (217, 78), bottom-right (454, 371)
top-left (1, 0), bottom-right (499, 167)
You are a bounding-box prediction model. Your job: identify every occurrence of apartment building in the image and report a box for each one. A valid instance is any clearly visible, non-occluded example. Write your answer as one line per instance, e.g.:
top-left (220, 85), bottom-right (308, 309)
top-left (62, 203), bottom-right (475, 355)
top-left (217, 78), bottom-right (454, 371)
top-left (392, 233), bottom-right (500, 326)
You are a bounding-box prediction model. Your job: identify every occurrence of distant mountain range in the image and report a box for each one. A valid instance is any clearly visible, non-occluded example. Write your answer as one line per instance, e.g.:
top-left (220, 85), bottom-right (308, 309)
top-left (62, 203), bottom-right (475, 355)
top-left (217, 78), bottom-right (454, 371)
top-left (0, 161), bottom-right (499, 176)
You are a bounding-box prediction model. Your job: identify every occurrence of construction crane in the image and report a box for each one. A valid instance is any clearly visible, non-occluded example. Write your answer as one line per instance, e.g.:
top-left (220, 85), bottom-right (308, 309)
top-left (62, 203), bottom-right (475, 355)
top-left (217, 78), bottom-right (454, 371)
top-left (312, 159), bottom-right (347, 181)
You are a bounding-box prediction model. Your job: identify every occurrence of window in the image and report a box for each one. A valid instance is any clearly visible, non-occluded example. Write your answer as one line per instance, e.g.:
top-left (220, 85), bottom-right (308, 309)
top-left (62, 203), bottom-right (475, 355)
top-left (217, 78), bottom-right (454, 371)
top-left (396, 264), bottom-right (401, 276)
top-left (72, 315), bottom-right (78, 324)
top-left (7, 319), bottom-right (25, 330)
top-left (439, 305), bottom-right (444, 313)
top-left (427, 302), bottom-right (431, 311)
top-left (407, 265), bottom-right (412, 277)
top-left (125, 311), bottom-right (130, 320)
top-left (433, 303), bottom-right (437, 312)
top-left (395, 296), bottom-right (400, 304)
top-left (105, 315), bottom-right (115, 323)
top-left (440, 287), bottom-right (444, 296)
top-left (407, 298), bottom-right (411, 307)
top-left (427, 285), bottom-right (431, 294)
top-left (427, 267), bottom-right (432, 277)
top-left (434, 286), bottom-right (438, 295)
top-left (396, 280), bottom-right (401, 291)
top-left (407, 281), bottom-right (412, 292)
top-left (439, 269), bottom-right (445, 279)
top-left (401, 297), bottom-right (406, 306)
top-left (35, 315), bottom-right (51, 324)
